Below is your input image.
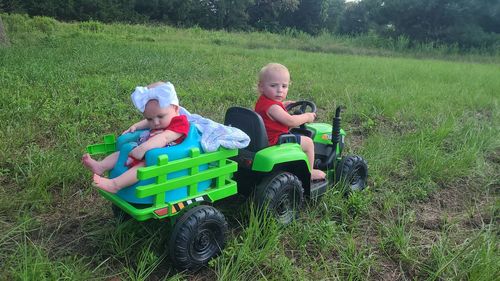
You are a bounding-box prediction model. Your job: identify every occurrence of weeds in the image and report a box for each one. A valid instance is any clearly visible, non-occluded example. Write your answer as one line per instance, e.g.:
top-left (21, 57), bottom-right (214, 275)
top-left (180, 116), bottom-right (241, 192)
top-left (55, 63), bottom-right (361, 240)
top-left (213, 204), bottom-right (282, 280)
top-left (425, 227), bottom-right (499, 281)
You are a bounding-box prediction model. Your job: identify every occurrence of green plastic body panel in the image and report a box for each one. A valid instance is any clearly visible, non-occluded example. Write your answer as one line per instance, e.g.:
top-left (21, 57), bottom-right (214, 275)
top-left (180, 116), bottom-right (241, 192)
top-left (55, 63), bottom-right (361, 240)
top-left (306, 123), bottom-right (347, 181)
top-left (87, 135), bottom-right (238, 221)
top-left (251, 143), bottom-right (309, 172)
top-left (86, 135), bottom-right (116, 155)
top-left (306, 123), bottom-right (346, 145)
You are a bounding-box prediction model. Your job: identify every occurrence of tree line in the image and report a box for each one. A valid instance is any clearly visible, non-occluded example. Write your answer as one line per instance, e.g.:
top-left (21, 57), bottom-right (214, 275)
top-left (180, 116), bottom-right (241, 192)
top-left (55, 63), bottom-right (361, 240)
top-left (1, 0), bottom-right (499, 49)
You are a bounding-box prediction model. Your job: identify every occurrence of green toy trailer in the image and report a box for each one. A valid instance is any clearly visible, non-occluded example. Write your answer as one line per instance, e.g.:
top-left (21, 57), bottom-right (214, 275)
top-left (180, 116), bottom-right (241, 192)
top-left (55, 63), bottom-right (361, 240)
top-left (87, 131), bottom-right (239, 270)
top-left (86, 101), bottom-right (368, 270)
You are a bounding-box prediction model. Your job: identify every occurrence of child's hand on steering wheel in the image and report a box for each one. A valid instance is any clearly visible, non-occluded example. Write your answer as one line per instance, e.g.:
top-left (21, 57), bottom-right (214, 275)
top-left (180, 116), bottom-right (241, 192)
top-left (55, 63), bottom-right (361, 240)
top-left (304, 112), bottom-right (316, 123)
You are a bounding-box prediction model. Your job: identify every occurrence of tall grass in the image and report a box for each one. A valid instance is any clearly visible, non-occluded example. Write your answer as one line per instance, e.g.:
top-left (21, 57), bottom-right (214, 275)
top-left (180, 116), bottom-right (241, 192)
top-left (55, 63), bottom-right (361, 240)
top-left (213, 205), bottom-right (283, 280)
top-left (0, 14), bottom-right (498, 280)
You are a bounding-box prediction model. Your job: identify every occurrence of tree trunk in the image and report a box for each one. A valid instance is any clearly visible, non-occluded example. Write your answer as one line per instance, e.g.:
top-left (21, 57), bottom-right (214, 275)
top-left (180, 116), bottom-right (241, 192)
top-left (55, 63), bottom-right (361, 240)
top-left (0, 16), bottom-right (10, 47)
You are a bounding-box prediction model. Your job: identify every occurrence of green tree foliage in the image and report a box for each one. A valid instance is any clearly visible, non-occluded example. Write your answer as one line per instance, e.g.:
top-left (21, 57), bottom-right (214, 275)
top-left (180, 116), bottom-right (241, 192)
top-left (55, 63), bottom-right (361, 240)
top-left (362, 0), bottom-right (500, 48)
top-left (1, 0), bottom-right (498, 49)
top-left (224, 0), bottom-right (256, 30)
top-left (11, 0), bottom-right (145, 22)
top-left (248, 0), bottom-right (299, 32)
top-left (284, 0), bottom-right (329, 35)
top-left (0, 0), bottom-right (25, 13)
top-left (282, 0), bottom-right (344, 35)
top-left (157, 0), bottom-right (204, 26)
top-left (196, 0), bottom-right (255, 30)
top-left (337, 1), bottom-right (369, 35)
top-left (471, 0), bottom-right (500, 34)
top-left (323, 0), bottom-right (344, 33)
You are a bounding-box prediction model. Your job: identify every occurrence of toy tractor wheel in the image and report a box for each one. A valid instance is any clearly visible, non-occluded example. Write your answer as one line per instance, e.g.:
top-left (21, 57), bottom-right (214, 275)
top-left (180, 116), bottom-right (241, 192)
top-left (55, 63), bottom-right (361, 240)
top-left (169, 205), bottom-right (228, 271)
top-left (255, 171), bottom-right (304, 225)
top-left (336, 155), bottom-right (368, 192)
top-left (111, 204), bottom-right (132, 222)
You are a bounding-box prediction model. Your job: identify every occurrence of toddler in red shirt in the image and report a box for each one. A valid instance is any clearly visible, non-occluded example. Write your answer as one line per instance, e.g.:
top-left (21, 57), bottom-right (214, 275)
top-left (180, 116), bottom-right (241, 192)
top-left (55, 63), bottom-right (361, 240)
top-left (82, 81), bottom-right (190, 193)
top-left (254, 63), bottom-right (326, 180)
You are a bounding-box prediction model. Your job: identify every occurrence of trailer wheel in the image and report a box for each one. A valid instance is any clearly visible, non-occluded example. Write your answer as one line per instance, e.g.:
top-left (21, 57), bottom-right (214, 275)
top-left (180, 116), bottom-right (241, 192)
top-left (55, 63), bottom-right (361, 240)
top-left (169, 205), bottom-right (228, 271)
top-left (336, 155), bottom-right (368, 192)
top-left (255, 171), bottom-right (304, 225)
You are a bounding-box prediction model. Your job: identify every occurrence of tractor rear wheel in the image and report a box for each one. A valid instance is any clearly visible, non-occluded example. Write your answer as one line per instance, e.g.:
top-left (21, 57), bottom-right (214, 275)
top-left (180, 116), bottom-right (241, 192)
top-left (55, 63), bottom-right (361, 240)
top-left (255, 171), bottom-right (304, 225)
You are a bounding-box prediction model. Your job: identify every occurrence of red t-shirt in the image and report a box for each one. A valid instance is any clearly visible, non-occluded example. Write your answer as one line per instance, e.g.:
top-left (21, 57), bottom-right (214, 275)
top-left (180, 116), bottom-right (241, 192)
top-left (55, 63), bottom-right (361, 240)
top-left (158, 114), bottom-right (190, 144)
top-left (254, 95), bottom-right (289, 145)
top-left (126, 115), bottom-right (190, 167)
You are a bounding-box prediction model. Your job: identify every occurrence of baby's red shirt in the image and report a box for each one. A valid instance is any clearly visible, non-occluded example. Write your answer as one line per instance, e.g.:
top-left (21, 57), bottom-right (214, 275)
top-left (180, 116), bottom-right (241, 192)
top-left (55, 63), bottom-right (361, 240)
top-left (162, 115), bottom-right (190, 144)
top-left (126, 115), bottom-right (190, 167)
top-left (254, 95), bottom-right (289, 145)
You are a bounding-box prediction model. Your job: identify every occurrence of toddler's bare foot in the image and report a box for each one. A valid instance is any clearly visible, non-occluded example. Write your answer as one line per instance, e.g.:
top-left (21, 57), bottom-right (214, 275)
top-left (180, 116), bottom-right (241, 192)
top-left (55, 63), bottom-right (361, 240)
top-left (93, 174), bottom-right (120, 193)
top-left (311, 169), bottom-right (326, 181)
top-left (82, 153), bottom-right (106, 175)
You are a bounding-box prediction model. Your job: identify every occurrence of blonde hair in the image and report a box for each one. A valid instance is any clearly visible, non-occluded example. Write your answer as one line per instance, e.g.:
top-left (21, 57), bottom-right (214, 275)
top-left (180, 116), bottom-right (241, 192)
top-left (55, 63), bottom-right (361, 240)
top-left (258, 63), bottom-right (290, 83)
top-left (146, 81), bottom-right (165, 89)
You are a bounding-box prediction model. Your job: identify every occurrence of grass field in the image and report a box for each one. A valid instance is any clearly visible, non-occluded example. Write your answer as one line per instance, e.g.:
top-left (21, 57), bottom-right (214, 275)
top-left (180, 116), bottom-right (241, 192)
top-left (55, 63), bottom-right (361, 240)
top-left (0, 15), bottom-right (499, 280)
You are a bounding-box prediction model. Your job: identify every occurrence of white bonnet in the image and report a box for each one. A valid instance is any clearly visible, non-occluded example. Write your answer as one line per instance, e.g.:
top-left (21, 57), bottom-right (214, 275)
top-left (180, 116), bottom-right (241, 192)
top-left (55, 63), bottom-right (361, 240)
top-left (131, 82), bottom-right (179, 112)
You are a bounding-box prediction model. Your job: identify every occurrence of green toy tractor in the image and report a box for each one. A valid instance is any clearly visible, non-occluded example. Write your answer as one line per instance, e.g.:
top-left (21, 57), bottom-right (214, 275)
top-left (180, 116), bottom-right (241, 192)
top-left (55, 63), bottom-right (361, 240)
top-left (224, 102), bottom-right (368, 224)
top-left (86, 101), bottom-right (368, 271)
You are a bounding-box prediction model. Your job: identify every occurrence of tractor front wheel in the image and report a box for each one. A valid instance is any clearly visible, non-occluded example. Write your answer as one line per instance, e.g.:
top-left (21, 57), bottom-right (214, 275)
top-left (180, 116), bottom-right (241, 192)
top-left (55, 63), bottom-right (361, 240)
top-left (336, 155), bottom-right (368, 192)
top-left (169, 205), bottom-right (228, 271)
top-left (255, 171), bottom-right (304, 225)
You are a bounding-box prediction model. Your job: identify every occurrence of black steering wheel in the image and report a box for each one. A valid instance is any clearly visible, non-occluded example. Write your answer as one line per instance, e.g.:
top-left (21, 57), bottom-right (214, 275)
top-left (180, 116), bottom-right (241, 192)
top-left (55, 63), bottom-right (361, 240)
top-left (285, 100), bottom-right (317, 115)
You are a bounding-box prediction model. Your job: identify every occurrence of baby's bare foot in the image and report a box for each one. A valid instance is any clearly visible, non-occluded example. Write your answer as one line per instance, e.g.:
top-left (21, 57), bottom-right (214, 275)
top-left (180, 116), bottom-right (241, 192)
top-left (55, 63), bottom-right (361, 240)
top-left (311, 169), bottom-right (326, 181)
top-left (82, 153), bottom-right (106, 175)
top-left (93, 174), bottom-right (120, 193)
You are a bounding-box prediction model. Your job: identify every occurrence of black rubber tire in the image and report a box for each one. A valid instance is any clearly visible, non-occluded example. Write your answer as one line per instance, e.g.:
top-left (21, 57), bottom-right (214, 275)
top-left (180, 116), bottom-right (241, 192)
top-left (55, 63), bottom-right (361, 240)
top-left (336, 155), bottom-right (368, 192)
top-left (111, 204), bottom-right (132, 222)
top-left (169, 205), bottom-right (228, 271)
top-left (255, 171), bottom-right (304, 225)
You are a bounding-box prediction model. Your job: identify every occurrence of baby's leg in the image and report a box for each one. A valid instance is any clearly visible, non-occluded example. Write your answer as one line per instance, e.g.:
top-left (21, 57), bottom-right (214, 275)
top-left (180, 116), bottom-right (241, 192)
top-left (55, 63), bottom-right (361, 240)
top-left (82, 152), bottom-right (119, 175)
top-left (93, 163), bottom-right (144, 193)
top-left (299, 136), bottom-right (326, 180)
